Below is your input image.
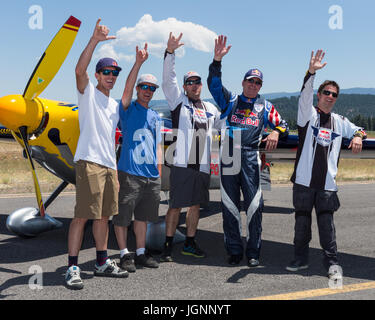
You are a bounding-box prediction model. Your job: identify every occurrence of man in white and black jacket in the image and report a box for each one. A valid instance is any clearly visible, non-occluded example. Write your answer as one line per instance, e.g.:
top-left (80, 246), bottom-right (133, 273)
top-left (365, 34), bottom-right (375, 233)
top-left (160, 32), bottom-right (222, 262)
top-left (287, 50), bottom-right (367, 280)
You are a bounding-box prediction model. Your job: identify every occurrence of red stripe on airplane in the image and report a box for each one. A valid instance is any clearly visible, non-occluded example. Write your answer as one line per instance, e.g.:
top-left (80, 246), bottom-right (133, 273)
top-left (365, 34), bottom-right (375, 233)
top-left (63, 25), bottom-right (79, 32)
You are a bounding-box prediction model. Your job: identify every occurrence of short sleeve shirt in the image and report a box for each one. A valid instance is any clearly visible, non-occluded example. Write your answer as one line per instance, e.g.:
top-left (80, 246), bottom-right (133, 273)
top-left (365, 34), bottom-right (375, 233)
top-left (73, 81), bottom-right (119, 170)
top-left (118, 101), bottom-right (162, 178)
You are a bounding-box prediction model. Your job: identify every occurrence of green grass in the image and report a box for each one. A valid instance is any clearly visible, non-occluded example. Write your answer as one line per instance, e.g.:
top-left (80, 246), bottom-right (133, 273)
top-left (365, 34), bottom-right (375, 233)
top-left (270, 159), bottom-right (375, 184)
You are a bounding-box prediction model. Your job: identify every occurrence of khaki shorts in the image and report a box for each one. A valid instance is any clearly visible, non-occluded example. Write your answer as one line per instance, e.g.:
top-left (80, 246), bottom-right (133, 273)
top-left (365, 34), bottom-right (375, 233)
top-left (112, 171), bottom-right (161, 227)
top-left (74, 160), bottom-right (118, 220)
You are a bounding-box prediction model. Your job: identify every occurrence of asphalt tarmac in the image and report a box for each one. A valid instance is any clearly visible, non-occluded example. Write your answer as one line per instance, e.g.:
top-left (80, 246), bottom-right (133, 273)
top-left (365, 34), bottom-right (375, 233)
top-left (1, 183), bottom-right (375, 305)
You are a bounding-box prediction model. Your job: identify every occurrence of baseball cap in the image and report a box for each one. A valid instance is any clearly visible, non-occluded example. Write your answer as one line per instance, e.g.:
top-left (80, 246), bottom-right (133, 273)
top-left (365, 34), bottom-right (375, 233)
top-left (136, 74), bottom-right (159, 88)
top-left (183, 71), bottom-right (201, 84)
top-left (244, 69), bottom-right (263, 81)
top-left (96, 57), bottom-right (122, 73)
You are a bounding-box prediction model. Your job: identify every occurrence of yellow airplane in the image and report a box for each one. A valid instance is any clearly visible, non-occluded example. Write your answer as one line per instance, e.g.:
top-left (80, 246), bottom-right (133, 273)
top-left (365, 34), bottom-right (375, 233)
top-left (0, 16), bottom-right (82, 237)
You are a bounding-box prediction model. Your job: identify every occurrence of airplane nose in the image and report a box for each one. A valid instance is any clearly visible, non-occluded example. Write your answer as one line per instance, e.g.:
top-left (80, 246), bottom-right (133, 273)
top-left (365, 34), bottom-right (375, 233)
top-left (0, 95), bottom-right (44, 132)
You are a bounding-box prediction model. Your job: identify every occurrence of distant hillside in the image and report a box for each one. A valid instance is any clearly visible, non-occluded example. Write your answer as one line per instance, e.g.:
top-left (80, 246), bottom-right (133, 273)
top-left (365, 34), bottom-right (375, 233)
top-left (269, 94), bottom-right (375, 130)
top-left (262, 88), bottom-right (375, 99)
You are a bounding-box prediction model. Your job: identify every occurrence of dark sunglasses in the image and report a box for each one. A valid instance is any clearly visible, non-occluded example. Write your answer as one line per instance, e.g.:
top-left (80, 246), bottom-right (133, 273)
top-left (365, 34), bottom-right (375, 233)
top-left (185, 79), bottom-right (202, 86)
top-left (100, 69), bottom-right (120, 77)
top-left (246, 78), bottom-right (262, 86)
top-left (138, 84), bottom-right (157, 92)
top-left (322, 90), bottom-right (338, 98)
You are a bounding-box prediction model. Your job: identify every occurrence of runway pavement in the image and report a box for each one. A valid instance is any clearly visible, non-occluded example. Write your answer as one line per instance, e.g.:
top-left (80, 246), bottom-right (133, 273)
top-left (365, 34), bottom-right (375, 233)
top-left (1, 183), bottom-right (375, 305)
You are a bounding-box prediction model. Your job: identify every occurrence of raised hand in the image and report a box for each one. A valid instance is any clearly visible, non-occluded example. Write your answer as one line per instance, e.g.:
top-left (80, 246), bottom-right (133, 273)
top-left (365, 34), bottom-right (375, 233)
top-left (309, 50), bottom-right (327, 74)
top-left (214, 35), bottom-right (231, 61)
top-left (167, 32), bottom-right (184, 54)
top-left (92, 18), bottom-right (116, 42)
top-left (136, 43), bottom-right (149, 64)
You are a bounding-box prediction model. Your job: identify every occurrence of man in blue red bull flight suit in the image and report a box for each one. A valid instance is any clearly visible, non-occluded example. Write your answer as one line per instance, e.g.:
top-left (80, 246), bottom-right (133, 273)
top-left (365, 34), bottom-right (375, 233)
top-left (207, 35), bottom-right (289, 267)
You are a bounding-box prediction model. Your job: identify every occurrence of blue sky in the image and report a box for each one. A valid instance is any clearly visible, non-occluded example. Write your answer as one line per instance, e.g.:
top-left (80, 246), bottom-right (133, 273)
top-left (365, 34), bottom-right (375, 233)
top-left (0, 0), bottom-right (374, 103)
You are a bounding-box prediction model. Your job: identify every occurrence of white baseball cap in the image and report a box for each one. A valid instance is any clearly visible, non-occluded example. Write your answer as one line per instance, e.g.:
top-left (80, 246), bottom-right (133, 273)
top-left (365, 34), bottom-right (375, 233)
top-left (136, 74), bottom-right (159, 88)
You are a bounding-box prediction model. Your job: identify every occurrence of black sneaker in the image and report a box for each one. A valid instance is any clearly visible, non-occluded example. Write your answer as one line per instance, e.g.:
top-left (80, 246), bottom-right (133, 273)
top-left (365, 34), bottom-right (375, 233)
top-left (94, 259), bottom-right (129, 278)
top-left (181, 241), bottom-right (206, 258)
top-left (119, 253), bottom-right (136, 273)
top-left (160, 242), bottom-right (173, 262)
top-left (135, 253), bottom-right (159, 268)
top-left (247, 258), bottom-right (260, 268)
top-left (228, 255), bottom-right (243, 265)
top-left (286, 260), bottom-right (309, 272)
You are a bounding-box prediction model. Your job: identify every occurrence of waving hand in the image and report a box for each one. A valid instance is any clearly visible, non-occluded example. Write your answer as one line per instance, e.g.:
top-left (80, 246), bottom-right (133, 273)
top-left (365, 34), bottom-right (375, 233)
top-left (214, 35), bottom-right (232, 61)
top-left (309, 50), bottom-right (327, 74)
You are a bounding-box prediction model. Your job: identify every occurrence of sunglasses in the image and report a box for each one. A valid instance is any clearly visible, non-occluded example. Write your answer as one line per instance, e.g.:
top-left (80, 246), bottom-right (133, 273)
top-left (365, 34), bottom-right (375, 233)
top-left (322, 90), bottom-right (338, 98)
top-left (246, 78), bottom-right (262, 86)
top-left (138, 84), bottom-right (157, 92)
top-left (185, 79), bottom-right (202, 86)
top-left (100, 69), bottom-right (120, 77)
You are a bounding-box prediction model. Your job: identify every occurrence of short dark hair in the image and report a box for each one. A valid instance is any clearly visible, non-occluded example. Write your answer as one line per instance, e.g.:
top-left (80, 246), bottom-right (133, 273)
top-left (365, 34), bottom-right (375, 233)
top-left (318, 80), bottom-right (340, 96)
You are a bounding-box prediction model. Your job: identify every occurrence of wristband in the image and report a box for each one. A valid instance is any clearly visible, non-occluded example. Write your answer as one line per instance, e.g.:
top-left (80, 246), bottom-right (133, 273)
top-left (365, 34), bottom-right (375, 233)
top-left (353, 131), bottom-right (366, 140)
top-left (274, 126), bottom-right (286, 134)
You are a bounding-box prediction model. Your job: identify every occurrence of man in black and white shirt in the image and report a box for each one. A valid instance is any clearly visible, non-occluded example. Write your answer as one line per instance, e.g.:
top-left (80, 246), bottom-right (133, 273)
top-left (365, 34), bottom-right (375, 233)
top-left (160, 32), bottom-right (222, 262)
top-left (287, 50), bottom-right (366, 280)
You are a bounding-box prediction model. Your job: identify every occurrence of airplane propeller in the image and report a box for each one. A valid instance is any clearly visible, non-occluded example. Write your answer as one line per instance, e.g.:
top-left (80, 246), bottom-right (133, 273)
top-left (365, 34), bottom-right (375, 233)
top-left (1, 16), bottom-right (81, 237)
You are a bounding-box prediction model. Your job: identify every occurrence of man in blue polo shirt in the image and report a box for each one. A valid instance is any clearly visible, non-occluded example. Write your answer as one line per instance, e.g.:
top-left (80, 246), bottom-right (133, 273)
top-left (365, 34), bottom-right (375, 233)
top-left (112, 44), bottom-right (162, 272)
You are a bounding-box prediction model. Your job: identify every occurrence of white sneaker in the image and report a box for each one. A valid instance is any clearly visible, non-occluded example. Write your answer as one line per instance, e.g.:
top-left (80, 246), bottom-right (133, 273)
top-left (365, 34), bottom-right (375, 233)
top-left (94, 259), bottom-right (129, 278)
top-left (328, 265), bottom-right (343, 281)
top-left (65, 265), bottom-right (84, 290)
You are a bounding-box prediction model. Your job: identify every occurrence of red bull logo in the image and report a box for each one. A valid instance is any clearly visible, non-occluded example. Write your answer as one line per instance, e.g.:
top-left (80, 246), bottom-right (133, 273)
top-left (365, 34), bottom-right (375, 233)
top-left (319, 129), bottom-right (330, 139)
top-left (195, 109), bottom-right (206, 117)
top-left (235, 109), bottom-right (257, 117)
top-left (252, 69), bottom-right (261, 77)
top-left (231, 114), bottom-right (259, 127)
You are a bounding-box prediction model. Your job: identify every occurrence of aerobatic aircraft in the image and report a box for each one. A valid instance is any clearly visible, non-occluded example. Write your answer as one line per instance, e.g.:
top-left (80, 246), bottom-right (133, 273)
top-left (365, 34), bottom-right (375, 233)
top-left (0, 16), bottom-right (374, 240)
top-left (0, 16), bottom-right (82, 237)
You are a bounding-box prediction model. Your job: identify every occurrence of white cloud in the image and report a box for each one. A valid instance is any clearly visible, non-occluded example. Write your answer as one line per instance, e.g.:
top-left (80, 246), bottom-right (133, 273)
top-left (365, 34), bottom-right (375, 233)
top-left (96, 14), bottom-right (217, 62)
top-left (97, 43), bottom-right (134, 62)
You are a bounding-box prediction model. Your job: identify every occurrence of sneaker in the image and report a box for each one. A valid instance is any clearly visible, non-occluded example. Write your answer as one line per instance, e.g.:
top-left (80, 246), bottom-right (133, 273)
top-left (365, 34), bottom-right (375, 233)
top-left (228, 255), bottom-right (243, 265)
top-left (181, 241), bottom-right (206, 258)
top-left (286, 260), bottom-right (309, 272)
top-left (160, 242), bottom-right (173, 263)
top-left (119, 253), bottom-right (136, 273)
top-left (94, 259), bottom-right (129, 278)
top-left (328, 265), bottom-right (343, 281)
top-left (135, 253), bottom-right (159, 268)
top-left (247, 258), bottom-right (260, 268)
top-left (65, 265), bottom-right (84, 290)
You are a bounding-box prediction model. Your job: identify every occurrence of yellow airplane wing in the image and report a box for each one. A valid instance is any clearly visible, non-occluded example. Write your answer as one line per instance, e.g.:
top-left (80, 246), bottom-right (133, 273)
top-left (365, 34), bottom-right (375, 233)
top-left (23, 16), bottom-right (81, 100)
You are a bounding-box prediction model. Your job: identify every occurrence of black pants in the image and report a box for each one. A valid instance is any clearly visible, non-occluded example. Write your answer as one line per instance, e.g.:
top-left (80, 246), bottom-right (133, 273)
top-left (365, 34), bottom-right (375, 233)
top-left (293, 184), bottom-right (340, 270)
